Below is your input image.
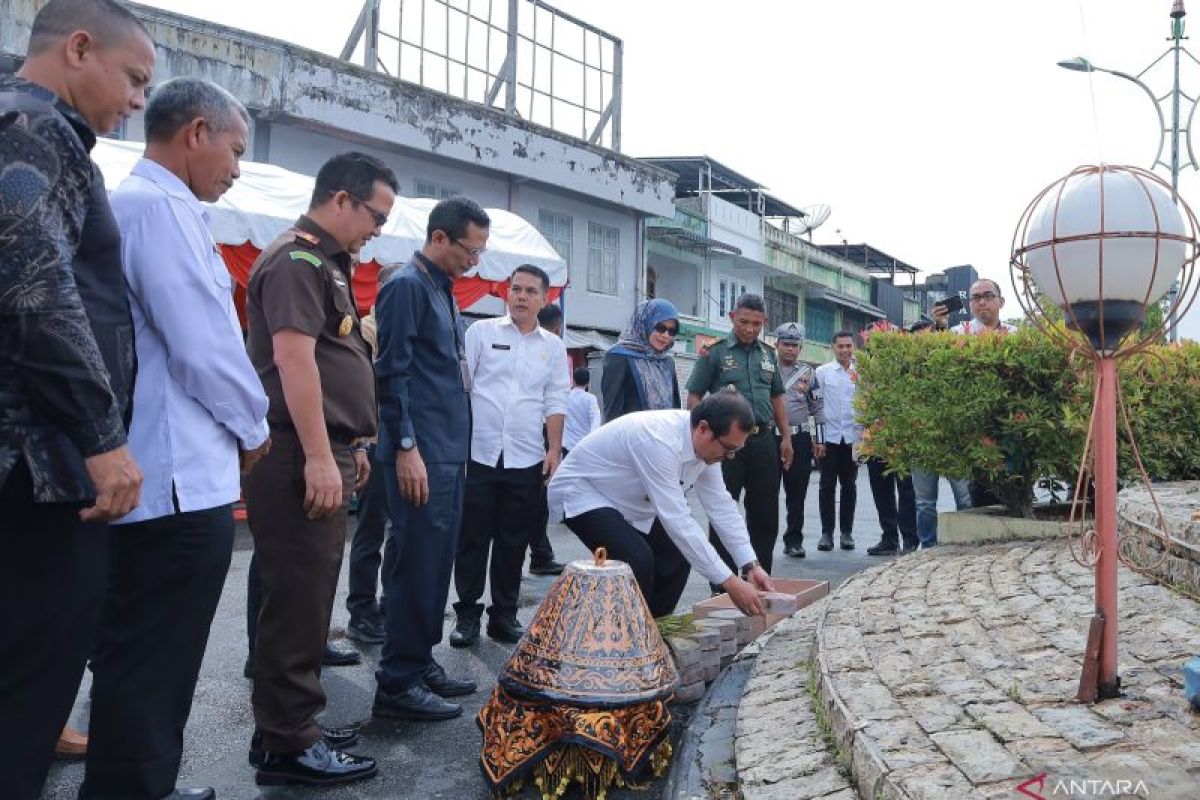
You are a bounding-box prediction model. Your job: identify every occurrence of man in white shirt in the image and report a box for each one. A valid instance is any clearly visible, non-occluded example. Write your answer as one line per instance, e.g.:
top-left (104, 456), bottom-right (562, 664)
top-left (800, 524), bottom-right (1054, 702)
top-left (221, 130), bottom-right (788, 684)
top-left (563, 367), bottom-right (602, 453)
top-left (449, 265), bottom-right (570, 647)
top-left (933, 278), bottom-right (1018, 335)
top-left (86, 78), bottom-right (270, 799)
top-left (548, 390), bottom-right (775, 618)
top-left (814, 331), bottom-right (862, 553)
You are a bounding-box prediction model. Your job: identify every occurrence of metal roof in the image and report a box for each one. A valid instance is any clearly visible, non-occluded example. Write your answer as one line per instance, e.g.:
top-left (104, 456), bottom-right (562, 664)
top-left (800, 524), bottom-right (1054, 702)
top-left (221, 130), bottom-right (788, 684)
top-left (817, 243), bottom-right (919, 275)
top-left (639, 156), bottom-right (809, 219)
top-left (646, 226), bottom-right (742, 256)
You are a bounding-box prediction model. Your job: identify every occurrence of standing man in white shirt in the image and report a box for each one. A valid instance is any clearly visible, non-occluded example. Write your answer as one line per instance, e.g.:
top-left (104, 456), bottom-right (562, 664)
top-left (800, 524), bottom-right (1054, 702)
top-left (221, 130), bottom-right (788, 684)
top-left (549, 390), bottom-right (774, 618)
top-left (814, 331), bottom-right (862, 553)
top-left (449, 265), bottom-right (570, 647)
top-left (563, 367), bottom-right (602, 454)
top-left (86, 78), bottom-right (270, 800)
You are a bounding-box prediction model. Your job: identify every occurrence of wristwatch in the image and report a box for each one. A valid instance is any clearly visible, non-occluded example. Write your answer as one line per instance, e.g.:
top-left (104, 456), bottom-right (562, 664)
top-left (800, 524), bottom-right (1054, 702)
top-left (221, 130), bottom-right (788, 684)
top-left (399, 436), bottom-right (416, 451)
top-left (352, 441), bottom-right (369, 453)
top-left (739, 559), bottom-right (760, 579)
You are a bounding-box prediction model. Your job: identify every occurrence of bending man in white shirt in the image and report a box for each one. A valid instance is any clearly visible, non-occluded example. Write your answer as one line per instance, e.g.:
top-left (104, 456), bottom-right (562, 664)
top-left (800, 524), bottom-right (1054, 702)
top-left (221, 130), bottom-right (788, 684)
top-left (548, 390), bottom-right (774, 618)
top-left (88, 78), bottom-right (270, 799)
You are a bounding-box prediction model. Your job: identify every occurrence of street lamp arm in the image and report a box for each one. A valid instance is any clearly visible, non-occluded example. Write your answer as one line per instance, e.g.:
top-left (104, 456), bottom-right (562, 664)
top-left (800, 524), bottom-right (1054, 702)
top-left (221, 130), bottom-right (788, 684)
top-left (1097, 67), bottom-right (1170, 171)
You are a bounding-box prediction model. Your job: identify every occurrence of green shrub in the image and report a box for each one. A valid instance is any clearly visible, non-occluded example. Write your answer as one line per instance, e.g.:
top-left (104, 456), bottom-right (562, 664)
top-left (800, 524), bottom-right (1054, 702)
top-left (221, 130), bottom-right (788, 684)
top-left (855, 328), bottom-right (1200, 518)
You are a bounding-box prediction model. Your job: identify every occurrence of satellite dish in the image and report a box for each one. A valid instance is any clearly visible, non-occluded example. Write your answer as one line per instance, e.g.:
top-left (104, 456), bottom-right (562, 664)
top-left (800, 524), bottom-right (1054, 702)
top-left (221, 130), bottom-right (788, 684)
top-left (796, 204), bottom-right (831, 235)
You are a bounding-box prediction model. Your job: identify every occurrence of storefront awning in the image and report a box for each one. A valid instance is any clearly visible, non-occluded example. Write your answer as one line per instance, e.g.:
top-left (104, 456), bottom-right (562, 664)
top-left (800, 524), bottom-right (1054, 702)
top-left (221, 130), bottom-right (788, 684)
top-left (646, 226), bottom-right (742, 256)
top-left (562, 327), bottom-right (618, 351)
top-left (804, 286), bottom-right (887, 318)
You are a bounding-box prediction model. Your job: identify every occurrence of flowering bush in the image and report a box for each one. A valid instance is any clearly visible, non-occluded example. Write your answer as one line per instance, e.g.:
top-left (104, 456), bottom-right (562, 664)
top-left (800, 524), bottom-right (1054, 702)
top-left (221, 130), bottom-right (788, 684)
top-left (855, 328), bottom-right (1200, 518)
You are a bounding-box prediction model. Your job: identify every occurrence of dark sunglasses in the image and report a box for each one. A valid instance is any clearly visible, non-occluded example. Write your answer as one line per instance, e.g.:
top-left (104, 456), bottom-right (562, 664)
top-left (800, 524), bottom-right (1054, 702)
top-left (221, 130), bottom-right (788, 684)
top-left (653, 323), bottom-right (678, 336)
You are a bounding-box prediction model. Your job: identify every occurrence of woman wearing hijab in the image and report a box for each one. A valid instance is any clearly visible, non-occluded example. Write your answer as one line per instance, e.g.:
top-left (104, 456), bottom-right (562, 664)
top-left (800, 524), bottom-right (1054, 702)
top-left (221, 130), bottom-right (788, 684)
top-left (601, 299), bottom-right (681, 421)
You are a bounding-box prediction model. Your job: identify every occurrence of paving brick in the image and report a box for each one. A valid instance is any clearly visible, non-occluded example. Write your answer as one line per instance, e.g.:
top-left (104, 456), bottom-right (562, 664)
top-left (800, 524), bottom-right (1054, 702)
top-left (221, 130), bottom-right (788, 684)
top-left (929, 729), bottom-right (1027, 783)
top-left (1032, 706), bottom-right (1127, 749)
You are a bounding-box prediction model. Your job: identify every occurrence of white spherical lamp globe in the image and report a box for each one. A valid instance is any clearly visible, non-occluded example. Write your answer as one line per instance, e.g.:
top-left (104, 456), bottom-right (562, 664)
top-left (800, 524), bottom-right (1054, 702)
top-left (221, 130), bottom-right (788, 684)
top-left (1023, 166), bottom-right (1187, 348)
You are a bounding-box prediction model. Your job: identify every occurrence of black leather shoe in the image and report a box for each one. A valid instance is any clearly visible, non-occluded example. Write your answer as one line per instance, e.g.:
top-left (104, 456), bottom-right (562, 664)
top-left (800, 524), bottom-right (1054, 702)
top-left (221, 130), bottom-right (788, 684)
top-left (249, 725), bottom-right (361, 767)
top-left (163, 790), bottom-right (215, 800)
top-left (486, 617), bottom-right (524, 644)
top-left (323, 641), bottom-right (362, 667)
top-left (448, 616), bottom-right (480, 648)
top-left (424, 663), bottom-right (477, 697)
top-left (347, 616), bottom-right (386, 645)
top-left (254, 739), bottom-right (377, 786)
top-left (867, 542), bottom-right (898, 556)
top-left (840, 533), bottom-right (856, 551)
top-left (529, 560), bottom-right (565, 576)
top-left (817, 533), bottom-right (834, 551)
top-left (783, 543), bottom-right (806, 558)
top-left (900, 542), bottom-right (920, 555)
top-left (373, 683), bottom-right (462, 721)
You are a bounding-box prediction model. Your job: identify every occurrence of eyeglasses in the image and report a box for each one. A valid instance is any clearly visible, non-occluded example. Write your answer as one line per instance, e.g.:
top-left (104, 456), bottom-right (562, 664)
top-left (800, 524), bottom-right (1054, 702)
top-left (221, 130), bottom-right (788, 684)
top-left (348, 194), bottom-right (389, 227)
top-left (970, 292), bottom-right (999, 303)
top-left (714, 433), bottom-right (745, 455)
top-left (450, 238), bottom-right (487, 258)
top-left (653, 323), bottom-right (678, 336)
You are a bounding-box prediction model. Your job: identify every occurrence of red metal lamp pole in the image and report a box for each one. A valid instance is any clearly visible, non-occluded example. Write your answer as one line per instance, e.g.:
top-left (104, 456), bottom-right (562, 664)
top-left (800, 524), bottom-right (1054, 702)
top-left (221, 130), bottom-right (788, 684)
top-left (1093, 356), bottom-right (1121, 698)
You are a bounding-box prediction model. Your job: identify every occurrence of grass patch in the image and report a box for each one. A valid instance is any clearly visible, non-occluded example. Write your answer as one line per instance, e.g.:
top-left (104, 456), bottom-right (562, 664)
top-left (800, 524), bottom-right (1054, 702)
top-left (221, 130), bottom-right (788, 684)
top-left (804, 658), bottom-right (853, 779)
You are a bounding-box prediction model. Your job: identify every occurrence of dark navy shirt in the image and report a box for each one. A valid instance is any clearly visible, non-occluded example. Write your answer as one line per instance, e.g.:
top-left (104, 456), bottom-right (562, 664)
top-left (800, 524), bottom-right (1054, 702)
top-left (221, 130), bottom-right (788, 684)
top-left (375, 253), bottom-right (470, 464)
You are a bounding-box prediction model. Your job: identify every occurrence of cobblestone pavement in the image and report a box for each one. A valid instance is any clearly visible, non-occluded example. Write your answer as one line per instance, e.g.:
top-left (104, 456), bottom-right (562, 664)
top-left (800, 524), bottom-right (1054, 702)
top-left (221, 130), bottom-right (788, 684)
top-left (739, 542), bottom-right (1200, 799)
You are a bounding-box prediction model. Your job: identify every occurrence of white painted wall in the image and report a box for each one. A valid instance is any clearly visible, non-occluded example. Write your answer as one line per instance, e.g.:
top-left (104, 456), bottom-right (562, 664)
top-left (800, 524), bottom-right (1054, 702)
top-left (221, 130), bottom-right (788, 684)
top-left (706, 195), bottom-right (764, 262)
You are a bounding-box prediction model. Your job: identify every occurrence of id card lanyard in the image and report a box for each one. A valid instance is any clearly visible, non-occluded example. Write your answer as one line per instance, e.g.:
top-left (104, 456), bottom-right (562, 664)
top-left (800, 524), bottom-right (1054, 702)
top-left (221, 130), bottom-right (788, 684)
top-left (414, 258), bottom-right (472, 393)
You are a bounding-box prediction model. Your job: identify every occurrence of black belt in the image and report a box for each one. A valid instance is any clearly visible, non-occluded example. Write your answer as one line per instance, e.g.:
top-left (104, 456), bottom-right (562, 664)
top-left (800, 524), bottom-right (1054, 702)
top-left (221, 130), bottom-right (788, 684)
top-left (749, 423), bottom-right (775, 436)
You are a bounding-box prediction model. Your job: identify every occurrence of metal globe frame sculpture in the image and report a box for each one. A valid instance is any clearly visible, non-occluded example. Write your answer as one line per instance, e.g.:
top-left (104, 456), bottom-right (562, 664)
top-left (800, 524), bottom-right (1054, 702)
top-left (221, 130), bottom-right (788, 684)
top-left (1010, 163), bottom-right (1199, 700)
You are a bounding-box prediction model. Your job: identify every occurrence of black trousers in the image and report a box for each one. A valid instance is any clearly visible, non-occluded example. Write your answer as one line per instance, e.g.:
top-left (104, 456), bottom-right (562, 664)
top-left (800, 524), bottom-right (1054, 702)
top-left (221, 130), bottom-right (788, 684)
top-left (378, 461), bottom-right (466, 692)
top-left (0, 460), bottom-right (108, 800)
top-left (565, 507), bottom-right (690, 618)
top-left (867, 458), bottom-right (917, 549)
top-left (527, 482), bottom-right (557, 567)
top-left (81, 505), bottom-right (234, 799)
top-left (709, 428), bottom-right (780, 584)
top-left (245, 429), bottom-right (355, 753)
top-left (819, 441), bottom-right (858, 536)
top-left (453, 457), bottom-right (543, 622)
top-left (347, 443), bottom-right (397, 622)
top-left (780, 432), bottom-right (814, 548)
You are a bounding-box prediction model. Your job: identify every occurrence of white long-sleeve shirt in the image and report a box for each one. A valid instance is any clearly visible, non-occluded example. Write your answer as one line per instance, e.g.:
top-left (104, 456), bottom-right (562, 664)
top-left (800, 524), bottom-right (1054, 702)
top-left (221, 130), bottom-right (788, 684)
top-left (110, 158), bottom-right (269, 523)
top-left (548, 410), bottom-right (757, 585)
top-left (563, 386), bottom-right (602, 451)
top-left (465, 314), bottom-right (570, 469)
top-left (814, 359), bottom-right (862, 445)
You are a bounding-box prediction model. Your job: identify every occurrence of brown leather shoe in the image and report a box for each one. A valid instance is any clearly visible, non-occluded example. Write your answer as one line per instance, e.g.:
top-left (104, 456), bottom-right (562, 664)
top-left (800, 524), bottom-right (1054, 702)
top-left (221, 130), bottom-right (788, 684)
top-left (55, 726), bottom-right (88, 759)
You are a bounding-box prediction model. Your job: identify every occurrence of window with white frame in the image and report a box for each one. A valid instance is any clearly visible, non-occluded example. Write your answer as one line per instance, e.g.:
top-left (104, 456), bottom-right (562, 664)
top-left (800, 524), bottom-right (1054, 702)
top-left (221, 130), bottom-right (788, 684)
top-left (538, 210), bottom-right (573, 267)
top-left (719, 279), bottom-right (728, 317)
top-left (413, 179), bottom-right (461, 200)
top-left (587, 221), bottom-right (619, 295)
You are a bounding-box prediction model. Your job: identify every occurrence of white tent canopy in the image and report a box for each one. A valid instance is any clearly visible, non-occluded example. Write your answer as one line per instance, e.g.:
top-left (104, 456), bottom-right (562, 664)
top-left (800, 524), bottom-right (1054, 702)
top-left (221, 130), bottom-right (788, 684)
top-left (92, 139), bottom-right (567, 285)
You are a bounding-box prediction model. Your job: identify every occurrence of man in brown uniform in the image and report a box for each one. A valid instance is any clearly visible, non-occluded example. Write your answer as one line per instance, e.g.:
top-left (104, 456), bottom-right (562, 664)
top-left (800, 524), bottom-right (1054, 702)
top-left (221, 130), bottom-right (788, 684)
top-left (244, 152), bottom-right (397, 787)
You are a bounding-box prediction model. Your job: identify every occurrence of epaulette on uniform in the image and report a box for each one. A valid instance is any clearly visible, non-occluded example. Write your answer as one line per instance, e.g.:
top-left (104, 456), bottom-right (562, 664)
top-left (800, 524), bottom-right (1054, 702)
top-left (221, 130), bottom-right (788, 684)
top-left (292, 229), bottom-right (320, 247)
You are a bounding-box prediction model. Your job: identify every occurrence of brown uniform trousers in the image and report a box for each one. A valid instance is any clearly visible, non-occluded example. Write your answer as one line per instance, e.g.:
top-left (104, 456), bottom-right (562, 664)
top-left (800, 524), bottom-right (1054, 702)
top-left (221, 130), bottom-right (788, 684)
top-left (245, 428), bottom-right (356, 753)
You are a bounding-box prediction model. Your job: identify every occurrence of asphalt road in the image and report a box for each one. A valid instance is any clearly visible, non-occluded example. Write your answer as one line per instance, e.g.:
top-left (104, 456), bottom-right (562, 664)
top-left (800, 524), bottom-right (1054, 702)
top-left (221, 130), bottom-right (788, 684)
top-left (43, 467), bottom-right (959, 800)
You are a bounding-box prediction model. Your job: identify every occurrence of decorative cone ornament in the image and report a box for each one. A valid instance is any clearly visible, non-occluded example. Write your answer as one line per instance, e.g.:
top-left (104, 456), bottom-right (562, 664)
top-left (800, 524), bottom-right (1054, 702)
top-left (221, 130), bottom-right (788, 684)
top-left (479, 548), bottom-right (678, 799)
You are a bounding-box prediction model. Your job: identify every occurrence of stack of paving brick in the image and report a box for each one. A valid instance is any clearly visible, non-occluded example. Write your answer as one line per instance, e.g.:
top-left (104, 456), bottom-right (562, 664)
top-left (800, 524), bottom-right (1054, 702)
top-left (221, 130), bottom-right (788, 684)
top-left (664, 579), bottom-right (828, 704)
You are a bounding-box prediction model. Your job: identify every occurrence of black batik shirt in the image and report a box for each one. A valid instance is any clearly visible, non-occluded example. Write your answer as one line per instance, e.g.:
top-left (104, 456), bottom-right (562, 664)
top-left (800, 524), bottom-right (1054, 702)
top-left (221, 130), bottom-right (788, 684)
top-left (0, 76), bottom-right (134, 503)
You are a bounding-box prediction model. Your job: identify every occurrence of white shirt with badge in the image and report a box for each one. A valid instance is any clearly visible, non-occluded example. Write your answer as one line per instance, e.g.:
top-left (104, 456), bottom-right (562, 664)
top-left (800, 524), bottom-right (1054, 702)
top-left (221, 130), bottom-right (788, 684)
top-left (814, 359), bottom-right (862, 445)
top-left (465, 314), bottom-right (570, 469)
top-left (548, 410), bottom-right (758, 586)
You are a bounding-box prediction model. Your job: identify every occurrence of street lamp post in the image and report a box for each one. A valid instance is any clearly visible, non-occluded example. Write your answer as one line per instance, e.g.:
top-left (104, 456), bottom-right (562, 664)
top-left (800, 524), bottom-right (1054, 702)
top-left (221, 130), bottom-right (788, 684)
top-left (1057, 0), bottom-right (1198, 341)
top-left (1012, 165), bottom-right (1199, 701)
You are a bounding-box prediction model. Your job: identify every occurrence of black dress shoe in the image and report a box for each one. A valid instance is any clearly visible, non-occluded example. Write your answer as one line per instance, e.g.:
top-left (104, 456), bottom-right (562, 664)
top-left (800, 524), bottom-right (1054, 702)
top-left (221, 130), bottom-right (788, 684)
top-left (373, 683), bottom-right (462, 721)
top-left (486, 617), bottom-right (524, 644)
top-left (840, 533), bottom-right (856, 551)
top-left (347, 616), bottom-right (386, 645)
top-left (529, 559), bottom-right (565, 576)
top-left (249, 726), bottom-right (360, 767)
top-left (817, 533), bottom-right (834, 551)
top-left (783, 543), bottom-right (806, 558)
top-left (867, 542), bottom-right (899, 556)
top-left (255, 739), bottom-right (377, 786)
top-left (163, 790), bottom-right (215, 800)
top-left (448, 617), bottom-right (480, 648)
top-left (424, 663), bottom-right (477, 697)
top-left (900, 542), bottom-right (920, 555)
top-left (323, 641), bottom-right (362, 667)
